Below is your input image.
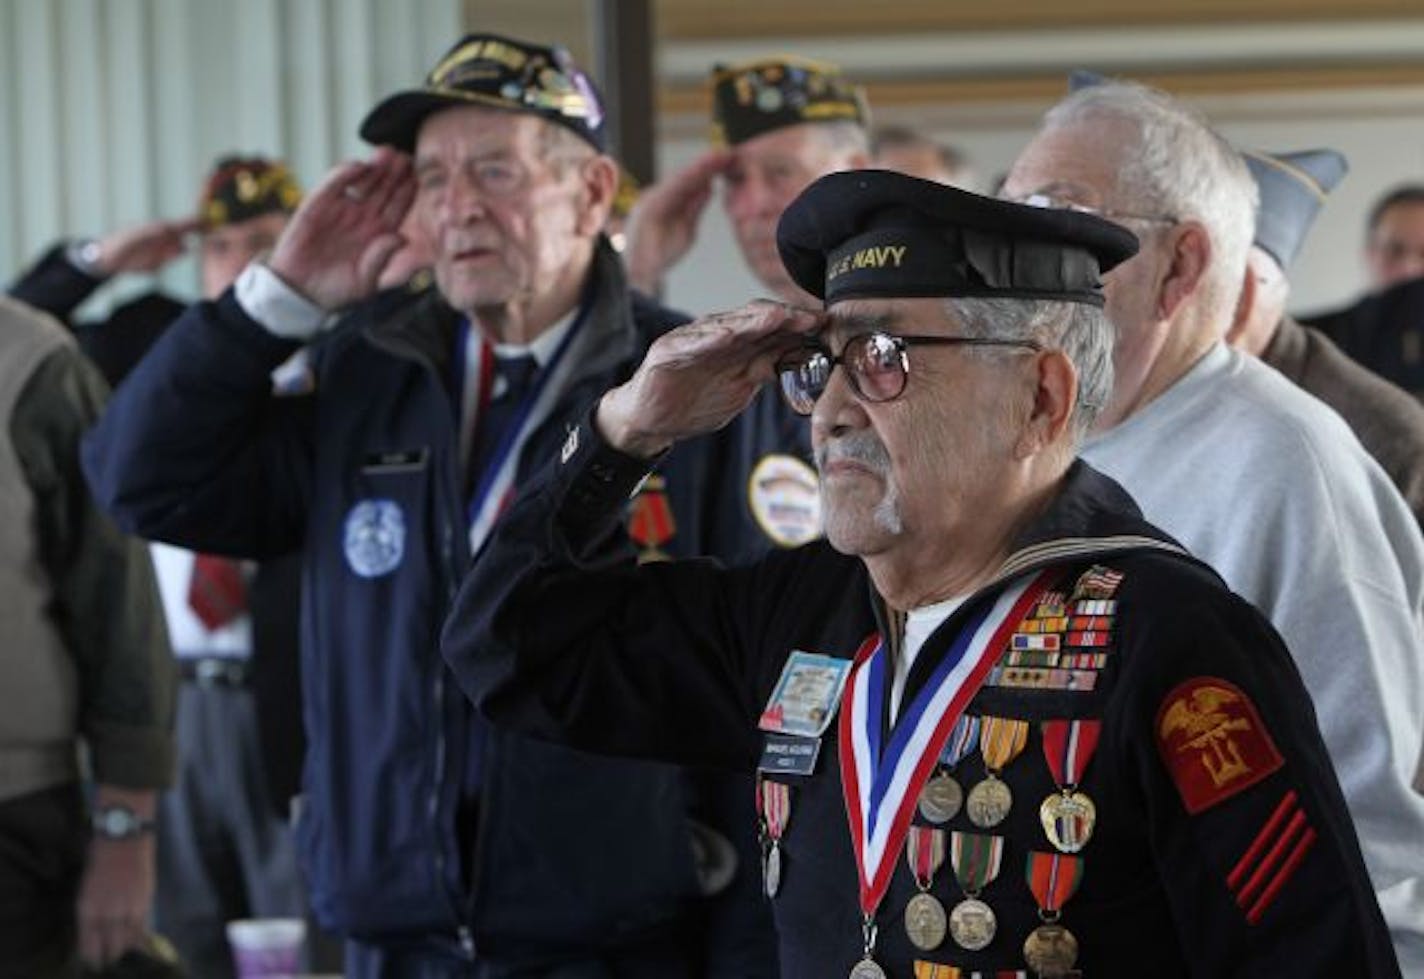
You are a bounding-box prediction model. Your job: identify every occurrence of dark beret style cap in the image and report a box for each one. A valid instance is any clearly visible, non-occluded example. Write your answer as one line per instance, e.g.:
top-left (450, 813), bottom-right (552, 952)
top-left (777, 170), bottom-right (1139, 307)
top-left (1243, 148), bottom-right (1348, 270)
top-left (199, 156), bottom-right (302, 230)
top-left (711, 56), bottom-right (868, 148)
top-left (360, 33), bottom-right (606, 153)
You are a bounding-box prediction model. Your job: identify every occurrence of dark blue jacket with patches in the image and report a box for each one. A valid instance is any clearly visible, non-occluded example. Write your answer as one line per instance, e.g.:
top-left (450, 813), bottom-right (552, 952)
top-left (81, 241), bottom-right (811, 972)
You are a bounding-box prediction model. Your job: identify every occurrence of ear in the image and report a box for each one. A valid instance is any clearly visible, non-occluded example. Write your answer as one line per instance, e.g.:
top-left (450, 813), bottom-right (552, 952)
top-left (574, 154), bottom-right (620, 238)
top-left (1224, 263), bottom-right (1256, 349)
top-left (1156, 221), bottom-right (1211, 321)
top-left (1016, 348), bottom-right (1077, 459)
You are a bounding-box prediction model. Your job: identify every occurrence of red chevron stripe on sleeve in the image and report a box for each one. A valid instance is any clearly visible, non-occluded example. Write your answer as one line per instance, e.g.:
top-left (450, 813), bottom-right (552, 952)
top-left (1225, 789), bottom-right (1317, 924)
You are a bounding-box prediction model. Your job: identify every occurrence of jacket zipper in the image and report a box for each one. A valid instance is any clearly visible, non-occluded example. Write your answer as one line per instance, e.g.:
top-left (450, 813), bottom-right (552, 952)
top-left (432, 378), bottom-right (477, 960)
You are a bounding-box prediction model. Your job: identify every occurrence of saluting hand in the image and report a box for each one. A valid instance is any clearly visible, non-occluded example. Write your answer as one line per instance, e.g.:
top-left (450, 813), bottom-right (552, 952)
top-left (267, 147), bottom-right (416, 311)
top-left (597, 300), bottom-right (824, 458)
top-left (91, 217), bottom-right (201, 276)
top-left (623, 150), bottom-right (732, 295)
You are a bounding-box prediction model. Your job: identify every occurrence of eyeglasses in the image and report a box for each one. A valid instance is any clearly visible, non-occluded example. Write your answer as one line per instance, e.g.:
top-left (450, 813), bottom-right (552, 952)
top-left (1011, 192), bottom-right (1177, 227)
top-left (775, 331), bottom-right (1041, 416)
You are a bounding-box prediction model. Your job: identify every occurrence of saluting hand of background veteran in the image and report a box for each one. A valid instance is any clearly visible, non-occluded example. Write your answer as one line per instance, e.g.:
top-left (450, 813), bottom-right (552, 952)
top-left (623, 149), bottom-right (732, 294)
top-left (90, 216), bottom-right (203, 276)
top-left (267, 146), bottom-right (415, 311)
top-left (597, 299), bottom-right (823, 458)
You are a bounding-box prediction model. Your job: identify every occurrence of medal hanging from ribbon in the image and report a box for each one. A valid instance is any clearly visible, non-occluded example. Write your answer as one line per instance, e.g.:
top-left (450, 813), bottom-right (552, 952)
top-left (1023, 851), bottom-right (1085, 978)
top-left (757, 778), bottom-right (792, 898)
top-left (454, 307), bottom-right (589, 557)
top-left (903, 826), bottom-right (948, 951)
top-left (919, 715), bottom-right (979, 825)
top-left (966, 717), bottom-right (1029, 829)
top-left (1039, 719), bottom-right (1101, 854)
top-left (838, 571), bottom-right (1054, 977)
top-left (947, 831), bottom-right (1003, 951)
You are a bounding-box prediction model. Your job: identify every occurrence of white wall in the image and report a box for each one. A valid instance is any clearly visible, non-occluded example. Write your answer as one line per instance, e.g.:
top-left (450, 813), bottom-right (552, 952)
top-left (0, 0), bottom-right (460, 308)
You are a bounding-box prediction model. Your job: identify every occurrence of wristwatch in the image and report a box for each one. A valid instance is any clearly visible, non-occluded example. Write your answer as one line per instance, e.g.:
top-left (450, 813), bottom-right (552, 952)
top-left (91, 803), bottom-right (156, 840)
top-left (68, 238), bottom-right (106, 277)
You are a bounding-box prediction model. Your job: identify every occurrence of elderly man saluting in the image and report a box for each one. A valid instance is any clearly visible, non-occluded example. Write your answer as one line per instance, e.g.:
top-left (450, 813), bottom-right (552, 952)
top-left (441, 171), bottom-right (1398, 977)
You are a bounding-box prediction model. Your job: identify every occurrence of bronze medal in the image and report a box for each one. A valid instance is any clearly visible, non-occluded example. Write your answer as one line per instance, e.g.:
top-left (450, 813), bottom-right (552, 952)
top-left (965, 775), bottom-right (1013, 828)
top-left (848, 957), bottom-right (888, 979)
top-left (947, 896), bottom-right (997, 950)
top-left (1023, 922), bottom-right (1079, 977)
top-left (764, 841), bottom-right (782, 898)
top-left (903, 891), bottom-right (947, 951)
top-left (918, 773), bottom-right (963, 824)
top-left (1039, 789), bottom-right (1097, 854)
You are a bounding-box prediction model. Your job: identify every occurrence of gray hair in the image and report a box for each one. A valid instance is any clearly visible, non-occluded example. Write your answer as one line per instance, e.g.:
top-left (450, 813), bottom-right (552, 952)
top-left (1041, 80), bottom-right (1258, 327)
top-left (948, 296), bottom-right (1115, 441)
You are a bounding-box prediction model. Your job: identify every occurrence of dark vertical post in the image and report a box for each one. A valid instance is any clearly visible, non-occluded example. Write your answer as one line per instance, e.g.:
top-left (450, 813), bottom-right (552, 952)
top-left (589, 0), bottom-right (656, 182)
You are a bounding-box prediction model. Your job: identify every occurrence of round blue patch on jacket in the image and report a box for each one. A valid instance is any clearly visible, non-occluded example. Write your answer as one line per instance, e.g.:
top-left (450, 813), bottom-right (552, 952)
top-left (343, 499), bottom-right (406, 578)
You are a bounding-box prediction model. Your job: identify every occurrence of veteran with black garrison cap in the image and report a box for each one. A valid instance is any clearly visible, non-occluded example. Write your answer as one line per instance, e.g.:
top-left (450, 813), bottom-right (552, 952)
top-left (1228, 148), bottom-right (1424, 527)
top-left (623, 55), bottom-right (871, 304)
top-left (443, 168), bottom-right (1397, 977)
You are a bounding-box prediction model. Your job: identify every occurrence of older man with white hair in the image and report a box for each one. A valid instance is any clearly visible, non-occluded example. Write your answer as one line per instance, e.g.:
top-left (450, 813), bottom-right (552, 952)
top-left (1002, 79), bottom-right (1424, 971)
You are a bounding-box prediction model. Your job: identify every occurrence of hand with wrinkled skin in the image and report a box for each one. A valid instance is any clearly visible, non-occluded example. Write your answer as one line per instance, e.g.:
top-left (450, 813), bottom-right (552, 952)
top-left (91, 217), bottom-right (202, 276)
top-left (597, 300), bottom-right (825, 458)
top-left (268, 146), bottom-right (416, 311)
top-left (623, 150), bottom-right (732, 294)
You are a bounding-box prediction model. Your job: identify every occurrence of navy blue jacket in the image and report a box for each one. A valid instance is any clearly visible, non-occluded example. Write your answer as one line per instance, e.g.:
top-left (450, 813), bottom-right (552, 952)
top-left (82, 241), bottom-right (808, 971)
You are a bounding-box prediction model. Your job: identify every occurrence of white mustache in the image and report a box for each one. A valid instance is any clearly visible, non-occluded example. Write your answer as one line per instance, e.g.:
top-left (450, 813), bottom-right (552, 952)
top-left (816, 433), bottom-right (891, 476)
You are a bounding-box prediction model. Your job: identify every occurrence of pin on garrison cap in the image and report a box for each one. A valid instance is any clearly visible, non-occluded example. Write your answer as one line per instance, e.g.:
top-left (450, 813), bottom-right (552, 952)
top-left (360, 33), bottom-right (606, 153)
top-left (199, 156), bottom-right (302, 231)
top-left (710, 56), bottom-right (868, 148)
top-left (1243, 149), bottom-right (1348, 270)
top-left (777, 169), bottom-right (1139, 307)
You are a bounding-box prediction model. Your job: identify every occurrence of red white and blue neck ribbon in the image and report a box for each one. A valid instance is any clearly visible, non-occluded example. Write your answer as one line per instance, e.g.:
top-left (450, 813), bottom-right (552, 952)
top-left (839, 570), bottom-right (1053, 916)
top-left (456, 306), bottom-right (588, 556)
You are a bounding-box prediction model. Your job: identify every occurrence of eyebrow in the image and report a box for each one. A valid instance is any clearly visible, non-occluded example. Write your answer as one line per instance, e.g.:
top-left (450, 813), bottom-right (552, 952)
top-left (1015, 180), bottom-right (1099, 205)
top-left (824, 311), bottom-right (898, 339)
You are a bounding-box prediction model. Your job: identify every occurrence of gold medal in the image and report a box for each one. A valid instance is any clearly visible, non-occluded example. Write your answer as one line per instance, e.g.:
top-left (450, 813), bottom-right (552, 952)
top-left (917, 773), bottom-right (963, 824)
top-left (764, 841), bottom-right (783, 898)
top-left (1039, 790), bottom-right (1097, 854)
top-left (848, 958), bottom-right (888, 979)
top-left (903, 891), bottom-right (947, 951)
top-left (1023, 922), bottom-right (1079, 977)
top-left (965, 775), bottom-right (1013, 828)
top-left (947, 896), bottom-right (997, 950)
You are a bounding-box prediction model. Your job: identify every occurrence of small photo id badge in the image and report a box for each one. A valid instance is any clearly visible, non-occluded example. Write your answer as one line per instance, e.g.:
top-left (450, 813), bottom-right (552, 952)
top-left (758, 650), bottom-right (852, 739)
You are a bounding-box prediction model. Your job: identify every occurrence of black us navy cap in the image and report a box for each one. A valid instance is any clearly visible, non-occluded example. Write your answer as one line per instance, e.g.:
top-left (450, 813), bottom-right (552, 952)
top-left (711, 56), bottom-right (867, 148)
top-left (777, 170), bottom-right (1139, 306)
top-left (360, 33), bottom-right (606, 153)
top-left (1243, 149), bottom-right (1347, 270)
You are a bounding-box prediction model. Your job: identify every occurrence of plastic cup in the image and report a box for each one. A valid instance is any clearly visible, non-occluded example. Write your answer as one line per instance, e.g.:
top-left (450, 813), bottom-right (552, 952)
top-left (226, 918), bottom-right (306, 979)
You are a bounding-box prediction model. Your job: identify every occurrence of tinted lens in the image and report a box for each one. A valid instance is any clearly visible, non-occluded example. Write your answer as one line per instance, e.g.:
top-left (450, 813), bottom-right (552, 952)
top-left (845, 333), bottom-right (906, 403)
top-left (777, 351), bottom-right (831, 416)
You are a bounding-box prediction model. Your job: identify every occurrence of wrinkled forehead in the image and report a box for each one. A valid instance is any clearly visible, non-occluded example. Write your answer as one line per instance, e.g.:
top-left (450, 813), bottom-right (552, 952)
top-left (202, 210), bottom-right (288, 244)
top-left (414, 104), bottom-right (542, 161)
top-left (1002, 120), bottom-right (1128, 211)
top-left (821, 296), bottom-right (956, 343)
